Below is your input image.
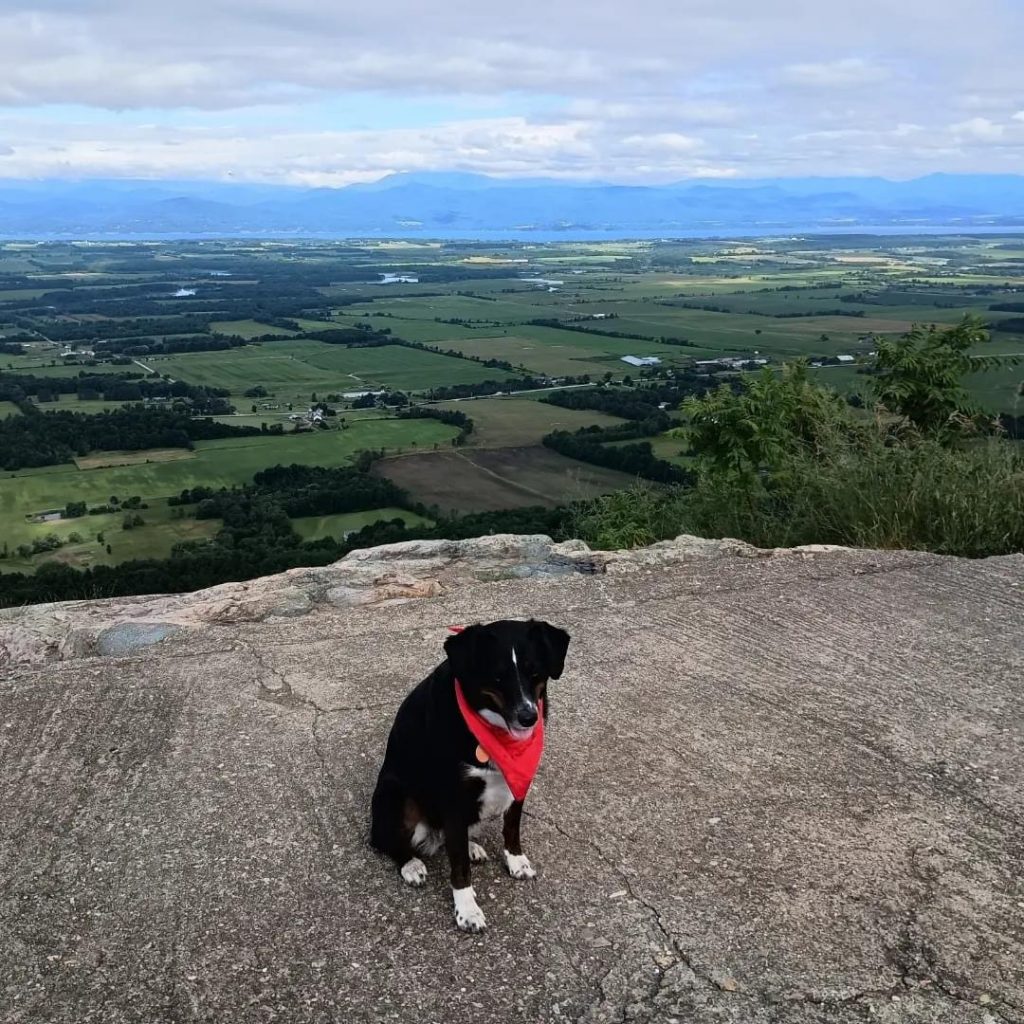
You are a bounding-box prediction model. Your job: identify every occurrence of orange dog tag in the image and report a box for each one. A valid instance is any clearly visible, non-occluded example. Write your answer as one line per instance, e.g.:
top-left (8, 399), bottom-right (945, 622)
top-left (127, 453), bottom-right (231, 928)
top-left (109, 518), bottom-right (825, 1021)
top-left (475, 745), bottom-right (488, 764)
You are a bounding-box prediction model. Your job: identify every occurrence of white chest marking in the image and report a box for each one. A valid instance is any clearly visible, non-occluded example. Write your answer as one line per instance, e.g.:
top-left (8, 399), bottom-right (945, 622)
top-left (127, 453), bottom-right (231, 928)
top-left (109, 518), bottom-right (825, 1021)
top-left (465, 764), bottom-right (514, 819)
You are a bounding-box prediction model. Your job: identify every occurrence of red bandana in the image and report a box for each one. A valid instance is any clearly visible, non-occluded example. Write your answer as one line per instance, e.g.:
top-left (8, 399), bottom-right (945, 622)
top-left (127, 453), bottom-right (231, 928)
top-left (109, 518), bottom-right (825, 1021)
top-left (449, 626), bottom-right (545, 801)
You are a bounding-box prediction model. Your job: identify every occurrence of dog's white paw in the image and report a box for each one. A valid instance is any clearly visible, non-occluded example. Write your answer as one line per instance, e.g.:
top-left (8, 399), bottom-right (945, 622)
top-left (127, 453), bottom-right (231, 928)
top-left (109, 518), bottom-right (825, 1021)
top-left (503, 850), bottom-right (537, 880)
top-left (400, 857), bottom-right (428, 887)
top-left (468, 841), bottom-right (488, 863)
top-left (453, 886), bottom-right (487, 932)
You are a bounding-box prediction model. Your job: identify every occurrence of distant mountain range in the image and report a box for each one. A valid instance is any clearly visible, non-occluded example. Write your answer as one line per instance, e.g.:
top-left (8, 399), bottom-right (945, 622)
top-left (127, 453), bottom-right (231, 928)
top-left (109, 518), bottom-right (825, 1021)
top-left (1, 173), bottom-right (1024, 237)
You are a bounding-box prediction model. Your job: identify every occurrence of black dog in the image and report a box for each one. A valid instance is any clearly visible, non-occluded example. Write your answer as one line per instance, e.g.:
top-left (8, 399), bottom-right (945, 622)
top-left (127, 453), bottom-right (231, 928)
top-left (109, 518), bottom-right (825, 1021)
top-left (370, 618), bottom-right (571, 931)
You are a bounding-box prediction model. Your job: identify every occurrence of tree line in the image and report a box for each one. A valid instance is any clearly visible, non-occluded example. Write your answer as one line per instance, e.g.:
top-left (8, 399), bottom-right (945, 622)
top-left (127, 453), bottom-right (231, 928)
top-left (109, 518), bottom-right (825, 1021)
top-left (183, 464), bottom-right (408, 521)
top-left (0, 406), bottom-right (263, 470)
top-left (527, 317), bottom-right (695, 346)
top-left (0, 369), bottom-right (232, 408)
top-left (540, 375), bottom-right (723, 420)
top-left (542, 427), bottom-right (692, 484)
top-left (38, 315), bottom-right (211, 344)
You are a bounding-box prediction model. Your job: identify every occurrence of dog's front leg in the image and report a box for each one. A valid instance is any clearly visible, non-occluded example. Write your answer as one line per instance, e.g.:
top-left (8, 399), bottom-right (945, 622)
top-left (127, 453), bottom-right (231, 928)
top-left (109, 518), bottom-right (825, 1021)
top-left (502, 800), bottom-right (537, 880)
top-left (444, 816), bottom-right (486, 932)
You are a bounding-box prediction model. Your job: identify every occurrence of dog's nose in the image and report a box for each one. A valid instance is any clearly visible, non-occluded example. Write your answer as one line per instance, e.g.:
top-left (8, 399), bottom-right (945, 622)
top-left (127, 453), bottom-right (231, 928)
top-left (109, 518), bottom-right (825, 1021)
top-left (515, 704), bottom-right (538, 728)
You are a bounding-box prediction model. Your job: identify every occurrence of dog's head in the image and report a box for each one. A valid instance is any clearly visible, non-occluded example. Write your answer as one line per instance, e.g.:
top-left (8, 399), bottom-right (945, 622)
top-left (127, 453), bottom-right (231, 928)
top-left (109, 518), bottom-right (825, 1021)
top-left (444, 619), bottom-right (571, 739)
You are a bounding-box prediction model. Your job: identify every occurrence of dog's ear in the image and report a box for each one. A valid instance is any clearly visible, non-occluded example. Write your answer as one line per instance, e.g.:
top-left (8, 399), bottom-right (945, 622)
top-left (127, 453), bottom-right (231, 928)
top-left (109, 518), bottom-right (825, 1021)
top-left (444, 624), bottom-right (487, 682)
top-left (529, 620), bottom-right (571, 680)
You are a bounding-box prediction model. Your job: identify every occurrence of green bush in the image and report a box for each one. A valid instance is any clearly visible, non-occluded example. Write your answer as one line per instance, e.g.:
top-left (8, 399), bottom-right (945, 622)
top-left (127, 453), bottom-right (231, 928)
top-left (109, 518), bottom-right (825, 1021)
top-left (571, 320), bottom-right (1024, 558)
top-left (568, 486), bottom-right (681, 551)
top-left (678, 436), bottom-right (1024, 555)
top-left (572, 437), bottom-right (1024, 558)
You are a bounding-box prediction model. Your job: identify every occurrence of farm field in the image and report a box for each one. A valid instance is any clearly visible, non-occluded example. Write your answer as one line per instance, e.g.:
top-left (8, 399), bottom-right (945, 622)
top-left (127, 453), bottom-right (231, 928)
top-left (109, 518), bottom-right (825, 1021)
top-left (435, 395), bottom-right (625, 447)
top-left (331, 314), bottom-right (481, 343)
top-left (151, 340), bottom-right (512, 398)
top-left (1, 234), bottom-right (1023, 580)
top-left (0, 499), bottom-right (220, 573)
top-left (291, 507), bottom-right (433, 541)
top-left (804, 356), bottom-right (1023, 410)
top-left (2, 361), bottom-right (132, 378)
top-left (605, 432), bottom-right (693, 467)
top-left (433, 330), bottom-right (705, 377)
top-left (0, 418), bottom-right (456, 570)
top-left (210, 319), bottom-right (297, 338)
top-left (373, 446), bottom-right (639, 514)
top-left (74, 448), bottom-right (196, 470)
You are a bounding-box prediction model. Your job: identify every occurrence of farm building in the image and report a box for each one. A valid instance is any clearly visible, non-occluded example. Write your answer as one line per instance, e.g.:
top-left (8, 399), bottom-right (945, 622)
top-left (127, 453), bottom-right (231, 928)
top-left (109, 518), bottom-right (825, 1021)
top-left (621, 355), bottom-right (661, 367)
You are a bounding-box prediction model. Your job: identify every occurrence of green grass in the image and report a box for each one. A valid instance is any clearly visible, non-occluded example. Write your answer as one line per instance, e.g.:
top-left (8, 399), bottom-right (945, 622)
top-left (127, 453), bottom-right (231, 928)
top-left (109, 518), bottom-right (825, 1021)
top-left (574, 308), bottom-right (873, 358)
top-left (2, 361), bottom-right (133, 378)
top-left (435, 395), bottom-right (625, 447)
top-left (210, 319), bottom-right (297, 338)
top-left (674, 437), bottom-right (1024, 557)
top-left (46, 395), bottom-right (142, 414)
top-left (291, 507), bottom-right (433, 540)
top-left (0, 394), bottom-right (147, 415)
top-left (604, 432), bottom-right (693, 467)
top-left (288, 342), bottom-right (515, 389)
top-left (806, 363), bottom-right (1023, 414)
top-left (334, 314), bottom-right (482, 343)
top-left (965, 366), bottom-right (1024, 414)
top-left (0, 501), bottom-right (219, 573)
top-left (292, 318), bottom-right (339, 332)
top-left (436, 324), bottom-right (722, 376)
top-left (150, 340), bottom-right (513, 395)
top-left (0, 418), bottom-right (456, 568)
top-left (345, 293), bottom-right (550, 323)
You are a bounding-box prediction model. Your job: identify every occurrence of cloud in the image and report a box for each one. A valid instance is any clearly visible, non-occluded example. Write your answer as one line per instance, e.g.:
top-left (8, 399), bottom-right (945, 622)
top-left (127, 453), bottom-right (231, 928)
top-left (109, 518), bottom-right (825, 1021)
top-left (0, 116), bottom-right (729, 184)
top-left (0, 0), bottom-right (1021, 180)
top-left (950, 117), bottom-right (1006, 141)
top-left (780, 58), bottom-right (892, 88)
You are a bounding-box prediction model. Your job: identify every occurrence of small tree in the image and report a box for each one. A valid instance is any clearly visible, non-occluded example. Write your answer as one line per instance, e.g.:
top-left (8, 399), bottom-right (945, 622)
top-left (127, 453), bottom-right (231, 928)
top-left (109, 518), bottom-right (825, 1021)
top-left (872, 316), bottom-right (1013, 437)
top-left (682, 362), bottom-right (850, 479)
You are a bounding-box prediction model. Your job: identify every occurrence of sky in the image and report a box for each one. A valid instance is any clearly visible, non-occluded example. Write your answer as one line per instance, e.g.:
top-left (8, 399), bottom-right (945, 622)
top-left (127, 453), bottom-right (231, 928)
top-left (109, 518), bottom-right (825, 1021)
top-left (1, 0), bottom-right (1023, 186)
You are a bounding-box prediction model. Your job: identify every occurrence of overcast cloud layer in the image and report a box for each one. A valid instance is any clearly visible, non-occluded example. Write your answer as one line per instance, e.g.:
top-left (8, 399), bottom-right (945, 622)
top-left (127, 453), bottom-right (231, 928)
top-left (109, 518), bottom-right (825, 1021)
top-left (1, 0), bottom-right (1022, 184)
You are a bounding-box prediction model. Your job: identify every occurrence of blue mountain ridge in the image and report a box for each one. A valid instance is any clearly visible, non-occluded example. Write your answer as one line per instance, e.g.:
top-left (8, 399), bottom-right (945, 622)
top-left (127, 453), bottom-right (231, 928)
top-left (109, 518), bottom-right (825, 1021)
top-left (0, 172), bottom-right (1022, 236)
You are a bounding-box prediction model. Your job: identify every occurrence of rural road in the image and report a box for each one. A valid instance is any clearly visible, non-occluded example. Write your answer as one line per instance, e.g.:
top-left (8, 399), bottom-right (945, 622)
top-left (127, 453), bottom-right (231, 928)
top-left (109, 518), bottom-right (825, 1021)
top-left (1, 537), bottom-right (1022, 1022)
top-left (132, 358), bottom-right (174, 381)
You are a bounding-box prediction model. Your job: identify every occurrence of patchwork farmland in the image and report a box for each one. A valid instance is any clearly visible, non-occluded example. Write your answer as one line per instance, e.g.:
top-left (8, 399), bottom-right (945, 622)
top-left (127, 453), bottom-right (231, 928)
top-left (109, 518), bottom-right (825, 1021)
top-left (1, 234), bottom-right (1022, 585)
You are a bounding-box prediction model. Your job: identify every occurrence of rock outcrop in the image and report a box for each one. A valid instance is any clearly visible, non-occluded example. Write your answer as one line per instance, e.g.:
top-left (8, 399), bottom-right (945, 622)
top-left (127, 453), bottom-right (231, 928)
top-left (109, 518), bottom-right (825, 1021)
top-left (0, 534), bottom-right (804, 670)
top-left (1, 535), bottom-right (1022, 1022)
